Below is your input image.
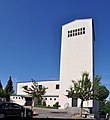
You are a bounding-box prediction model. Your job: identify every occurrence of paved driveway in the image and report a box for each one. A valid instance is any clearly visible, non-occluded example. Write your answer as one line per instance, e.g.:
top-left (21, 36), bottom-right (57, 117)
top-left (24, 106), bottom-right (96, 119)
top-left (32, 107), bottom-right (72, 118)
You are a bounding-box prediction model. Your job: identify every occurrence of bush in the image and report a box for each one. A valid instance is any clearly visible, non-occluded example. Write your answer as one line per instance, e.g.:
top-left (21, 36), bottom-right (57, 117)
top-left (43, 101), bottom-right (46, 106)
top-left (53, 102), bottom-right (60, 109)
top-left (48, 105), bottom-right (51, 108)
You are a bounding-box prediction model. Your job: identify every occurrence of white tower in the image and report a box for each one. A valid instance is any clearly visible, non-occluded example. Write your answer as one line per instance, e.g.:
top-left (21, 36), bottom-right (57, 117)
top-left (59, 18), bottom-right (94, 109)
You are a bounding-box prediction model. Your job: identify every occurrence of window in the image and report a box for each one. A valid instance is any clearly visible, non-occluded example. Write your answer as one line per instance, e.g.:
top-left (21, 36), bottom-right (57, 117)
top-left (56, 84), bottom-right (60, 89)
top-left (50, 98), bottom-right (52, 100)
top-left (68, 27), bottom-right (86, 38)
top-left (83, 27), bottom-right (85, 30)
top-left (10, 103), bottom-right (22, 109)
top-left (83, 31), bottom-right (85, 34)
top-left (45, 98), bottom-right (47, 100)
top-left (54, 98), bottom-right (56, 100)
top-left (72, 98), bottom-right (77, 107)
top-left (2, 103), bottom-right (9, 109)
top-left (75, 32), bottom-right (77, 36)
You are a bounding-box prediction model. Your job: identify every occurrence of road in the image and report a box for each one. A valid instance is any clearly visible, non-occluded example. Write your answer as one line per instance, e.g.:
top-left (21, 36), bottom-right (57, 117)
top-left (32, 107), bottom-right (95, 119)
top-left (32, 107), bottom-right (71, 118)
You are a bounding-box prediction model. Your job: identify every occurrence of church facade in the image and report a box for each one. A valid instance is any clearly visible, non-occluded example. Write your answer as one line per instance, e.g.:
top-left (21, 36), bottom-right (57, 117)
top-left (11, 18), bottom-right (98, 115)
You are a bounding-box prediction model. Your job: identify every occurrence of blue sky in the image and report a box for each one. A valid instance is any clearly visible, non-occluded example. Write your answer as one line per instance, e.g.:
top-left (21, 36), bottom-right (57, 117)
top-left (0, 0), bottom-right (110, 96)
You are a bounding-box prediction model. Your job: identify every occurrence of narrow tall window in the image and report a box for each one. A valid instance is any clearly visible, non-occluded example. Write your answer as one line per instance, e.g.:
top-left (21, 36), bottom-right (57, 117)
top-left (56, 84), bottom-right (60, 89)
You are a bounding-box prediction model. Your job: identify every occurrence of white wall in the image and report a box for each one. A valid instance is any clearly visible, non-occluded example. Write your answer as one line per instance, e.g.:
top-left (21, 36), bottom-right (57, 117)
top-left (59, 18), bottom-right (94, 109)
top-left (15, 18), bottom-right (95, 110)
top-left (10, 95), bottom-right (26, 106)
top-left (43, 96), bottom-right (59, 106)
top-left (17, 80), bottom-right (60, 106)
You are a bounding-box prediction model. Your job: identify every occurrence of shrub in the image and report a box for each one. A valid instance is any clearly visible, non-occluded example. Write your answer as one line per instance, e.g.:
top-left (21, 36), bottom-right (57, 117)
top-left (53, 102), bottom-right (60, 109)
top-left (47, 105), bottom-right (51, 108)
top-left (43, 101), bottom-right (46, 106)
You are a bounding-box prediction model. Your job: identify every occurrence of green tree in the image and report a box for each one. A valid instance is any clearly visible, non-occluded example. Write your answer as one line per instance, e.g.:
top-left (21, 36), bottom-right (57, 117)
top-left (22, 80), bottom-right (48, 108)
top-left (66, 72), bottom-right (101, 117)
top-left (0, 80), bottom-right (4, 98)
top-left (97, 85), bottom-right (109, 101)
top-left (104, 100), bottom-right (110, 114)
top-left (99, 100), bottom-right (110, 115)
top-left (98, 86), bottom-right (109, 115)
top-left (4, 76), bottom-right (14, 101)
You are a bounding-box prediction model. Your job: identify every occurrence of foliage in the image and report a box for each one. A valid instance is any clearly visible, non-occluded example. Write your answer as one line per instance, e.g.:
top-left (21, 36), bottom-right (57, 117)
top-left (104, 100), bottom-right (110, 113)
top-left (99, 100), bottom-right (110, 115)
top-left (4, 76), bottom-right (14, 94)
top-left (0, 80), bottom-right (3, 89)
top-left (35, 104), bottom-right (54, 108)
top-left (66, 72), bottom-right (101, 117)
top-left (67, 72), bottom-right (101, 100)
top-left (4, 76), bottom-right (14, 101)
top-left (42, 101), bottom-right (46, 106)
top-left (36, 103), bottom-right (60, 109)
top-left (96, 85), bottom-right (109, 101)
top-left (22, 80), bottom-right (48, 107)
top-left (53, 102), bottom-right (60, 109)
top-left (98, 85), bottom-right (109, 115)
top-left (0, 80), bottom-right (5, 98)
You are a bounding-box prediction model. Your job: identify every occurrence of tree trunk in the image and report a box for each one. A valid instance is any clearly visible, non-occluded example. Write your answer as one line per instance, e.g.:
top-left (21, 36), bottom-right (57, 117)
top-left (80, 100), bottom-right (83, 117)
top-left (31, 99), bottom-right (34, 110)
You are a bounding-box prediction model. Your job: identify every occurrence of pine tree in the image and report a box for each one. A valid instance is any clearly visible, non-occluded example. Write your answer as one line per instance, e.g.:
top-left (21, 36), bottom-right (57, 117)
top-left (4, 76), bottom-right (14, 101)
top-left (0, 80), bottom-right (3, 89)
top-left (0, 80), bottom-right (4, 98)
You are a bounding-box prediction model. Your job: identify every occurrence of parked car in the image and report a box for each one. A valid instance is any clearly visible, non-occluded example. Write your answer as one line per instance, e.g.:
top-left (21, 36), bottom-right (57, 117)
top-left (0, 102), bottom-right (33, 118)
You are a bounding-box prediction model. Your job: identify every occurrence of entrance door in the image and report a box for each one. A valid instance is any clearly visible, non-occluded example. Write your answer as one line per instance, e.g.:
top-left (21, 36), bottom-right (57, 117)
top-left (72, 97), bottom-right (77, 107)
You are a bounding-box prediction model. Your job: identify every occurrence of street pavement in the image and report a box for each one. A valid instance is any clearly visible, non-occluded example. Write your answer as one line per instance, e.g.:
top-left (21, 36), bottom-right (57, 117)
top-left (32, 107), bottom-right (71, 118)
top-left (24, 106), bottom-right (96, 119)
top-left (32, 107), bottom-right (95, 119)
